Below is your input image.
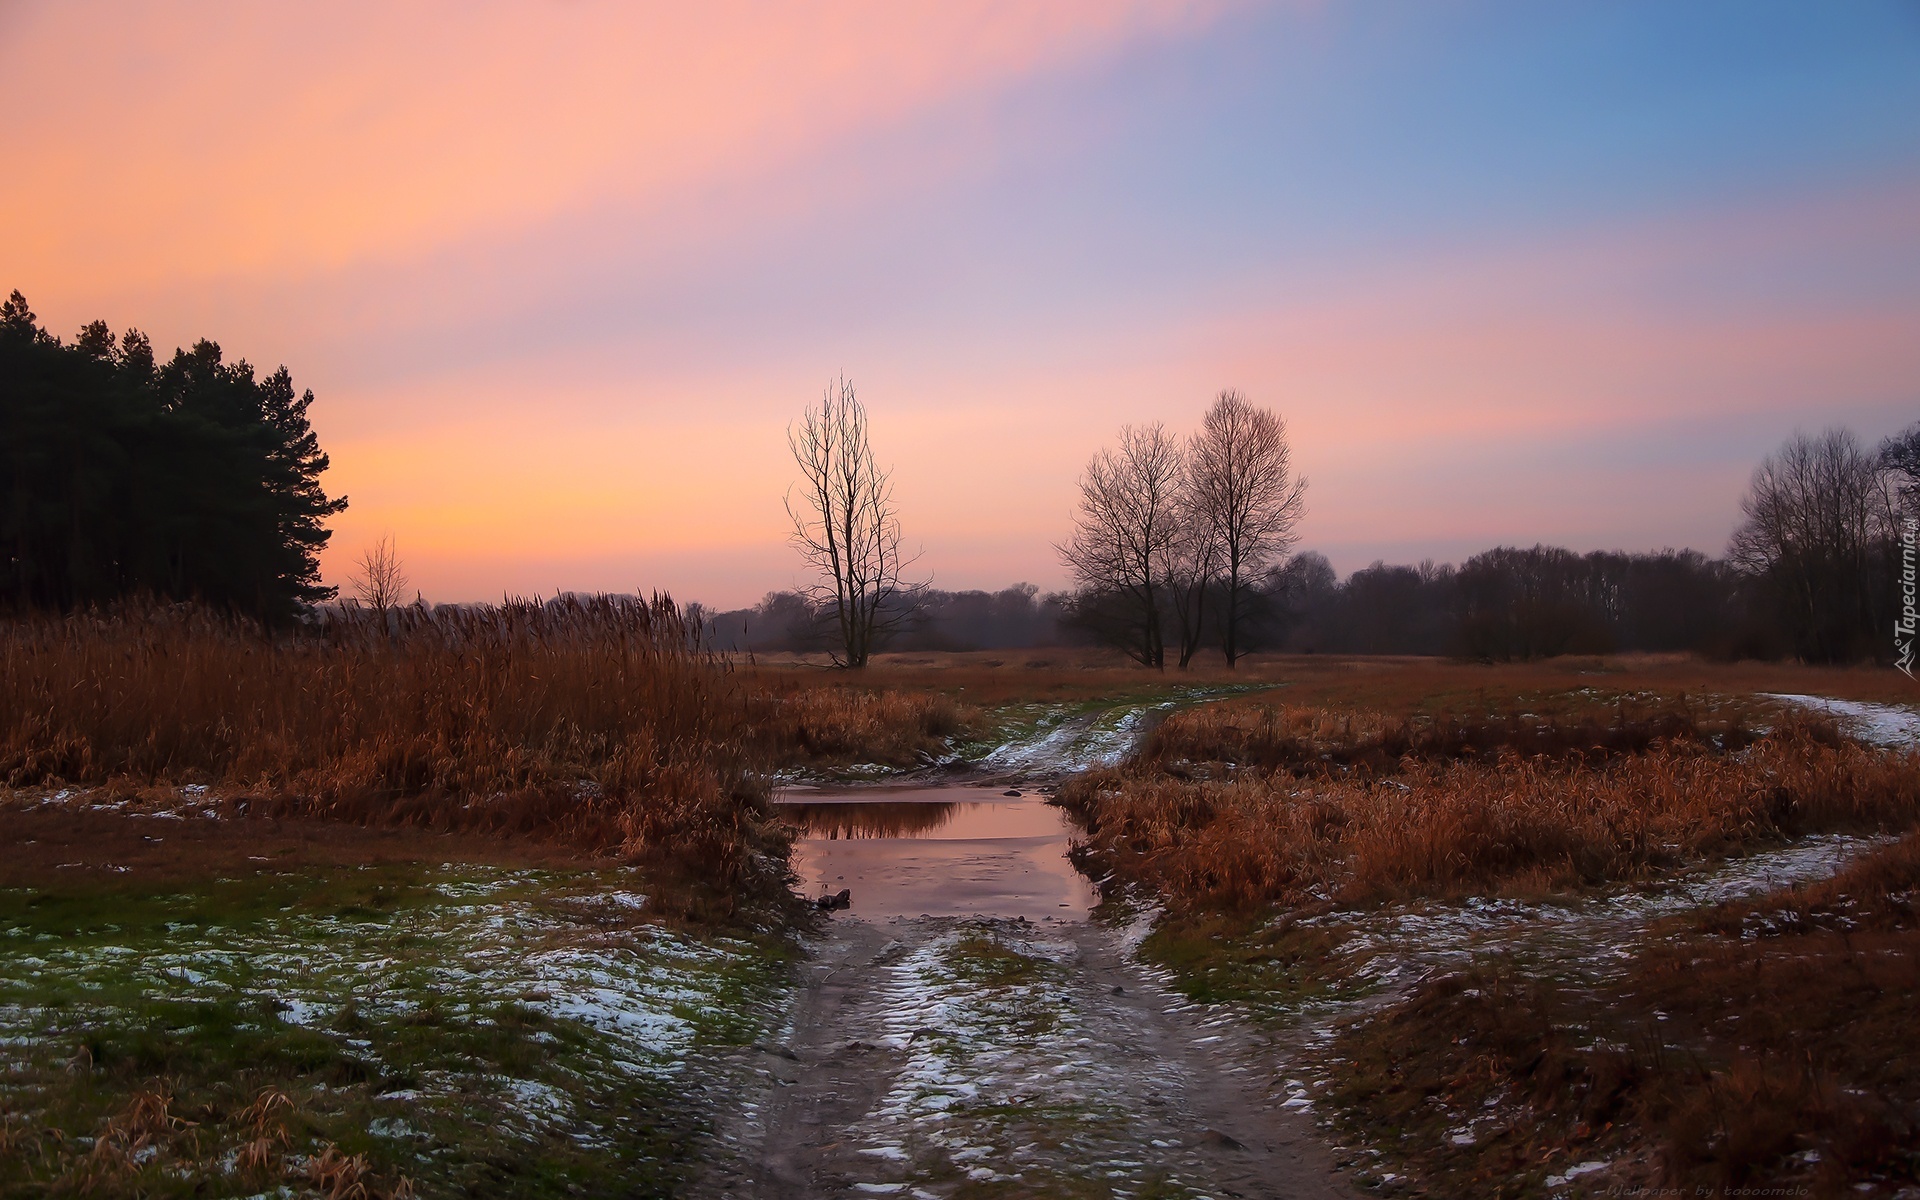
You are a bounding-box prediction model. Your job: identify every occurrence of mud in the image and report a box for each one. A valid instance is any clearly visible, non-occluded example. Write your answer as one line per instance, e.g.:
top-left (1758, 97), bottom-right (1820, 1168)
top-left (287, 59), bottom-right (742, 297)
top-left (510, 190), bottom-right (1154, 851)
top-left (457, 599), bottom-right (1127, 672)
top-left (700, 915), bottom-right (1351, 1199)
top-left (0, 801), bottom-right (598, 886)
top-left (713, 700), bottom-right (1352, 1196)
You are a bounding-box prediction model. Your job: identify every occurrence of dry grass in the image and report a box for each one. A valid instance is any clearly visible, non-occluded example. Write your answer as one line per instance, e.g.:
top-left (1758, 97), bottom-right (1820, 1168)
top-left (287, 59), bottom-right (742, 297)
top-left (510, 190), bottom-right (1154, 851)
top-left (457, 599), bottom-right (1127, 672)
top-left (746, 647), bottom-right (1908, 768)
top-left (1215, 651), bottom-right (1920, 715)
top-left (1062, 715), bottom-right (1920, 911)
top-left (808, 647), bottom-right (1914, 704)
top-left (1051, 664), bottom-right (1920, 1194)
top-left (0, 599), bottom-right (778, 910)
top-left (44, 1082), bottom-right (416, 1198)
top-left (744, 647), bottom-right (1267, 707)
top-left (1138, 698), bottom-right (1751, 776)
top-left (742, 678), bottom-right (976, 768)
top-left (1324, 831), bottom-right (1920, 1197)
top-left (1697, 825), bottom-right (1920, 937)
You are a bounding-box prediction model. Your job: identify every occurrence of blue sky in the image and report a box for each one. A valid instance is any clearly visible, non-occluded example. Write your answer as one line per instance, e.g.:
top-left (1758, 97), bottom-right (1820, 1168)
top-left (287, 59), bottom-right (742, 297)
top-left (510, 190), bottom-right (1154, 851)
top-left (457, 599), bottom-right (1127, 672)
top-left (6, 1), bottom-right (1917, 603)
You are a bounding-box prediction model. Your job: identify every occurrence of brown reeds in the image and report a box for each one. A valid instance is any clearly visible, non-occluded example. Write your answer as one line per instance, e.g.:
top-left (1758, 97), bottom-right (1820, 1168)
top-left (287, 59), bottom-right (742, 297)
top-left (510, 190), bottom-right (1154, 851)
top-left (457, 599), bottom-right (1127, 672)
top-left (1137, 698), bottom-right (1753, 776)
top-left (742, 680), bottom-right (974, 768)
top-left (0, 598), bottom-right (777, 902)
top-left (1062, 715), bottom-right (1920, 910)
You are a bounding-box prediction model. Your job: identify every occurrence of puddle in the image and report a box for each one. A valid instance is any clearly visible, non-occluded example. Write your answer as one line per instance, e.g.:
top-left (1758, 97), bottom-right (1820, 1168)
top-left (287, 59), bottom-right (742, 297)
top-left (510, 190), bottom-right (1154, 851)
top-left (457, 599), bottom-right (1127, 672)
top-left (775, 785), bottom-right (1099, 922)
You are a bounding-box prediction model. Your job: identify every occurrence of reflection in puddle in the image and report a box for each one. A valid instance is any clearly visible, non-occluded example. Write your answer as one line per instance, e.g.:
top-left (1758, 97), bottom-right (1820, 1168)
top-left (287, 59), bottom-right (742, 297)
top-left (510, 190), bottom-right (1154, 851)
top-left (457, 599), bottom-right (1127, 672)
top-left (779, 801), bottom-right (957, 839)
top-left (775, 785), bottom-right (1098, 922)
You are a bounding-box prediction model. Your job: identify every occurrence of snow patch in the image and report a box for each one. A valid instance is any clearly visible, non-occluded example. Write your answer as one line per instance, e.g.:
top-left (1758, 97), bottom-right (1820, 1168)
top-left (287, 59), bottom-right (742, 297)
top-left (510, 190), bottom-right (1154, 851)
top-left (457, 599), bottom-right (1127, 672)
top-left (1762, 694), bottom-right (1920, 749)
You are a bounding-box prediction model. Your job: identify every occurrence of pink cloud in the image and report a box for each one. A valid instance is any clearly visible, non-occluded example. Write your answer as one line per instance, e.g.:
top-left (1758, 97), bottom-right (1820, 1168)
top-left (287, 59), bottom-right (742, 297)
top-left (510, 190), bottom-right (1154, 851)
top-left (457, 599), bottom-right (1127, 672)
top-left (2, 2), bottom-right (1235, 296)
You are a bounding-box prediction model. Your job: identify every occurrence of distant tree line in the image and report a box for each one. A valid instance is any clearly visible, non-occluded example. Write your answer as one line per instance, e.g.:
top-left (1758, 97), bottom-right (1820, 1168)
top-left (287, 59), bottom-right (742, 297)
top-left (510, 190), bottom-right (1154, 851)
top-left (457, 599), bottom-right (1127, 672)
top-left (1, 291), bottom-right (345, 622)
top-left (1266, 547), bottom-right (1750, 659)
top-left (738, 423), bottom-right (1918, 666)
top-left (1243, 424), bottom-right (1919, 665)
top-left (703, 583), bottom-right (1071, 655)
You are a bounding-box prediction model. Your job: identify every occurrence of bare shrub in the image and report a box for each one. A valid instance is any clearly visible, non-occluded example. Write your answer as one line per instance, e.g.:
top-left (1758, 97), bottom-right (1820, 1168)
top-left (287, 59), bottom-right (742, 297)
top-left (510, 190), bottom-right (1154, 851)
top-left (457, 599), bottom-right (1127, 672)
top-left (348, 534), bottom-right (410, 612)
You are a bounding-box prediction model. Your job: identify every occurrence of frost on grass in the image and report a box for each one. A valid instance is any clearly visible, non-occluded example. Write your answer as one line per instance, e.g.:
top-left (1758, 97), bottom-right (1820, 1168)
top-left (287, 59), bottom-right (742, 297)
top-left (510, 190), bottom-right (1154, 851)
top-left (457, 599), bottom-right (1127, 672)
top-left (4, 868), bottom-right (747, 1092)
top-left (835, 923), bottom-right (1223, 1198)
top-left (1240, 834), bottom-right (1892, 1039)
top-left (977, 701), bottom-right (1171, 777)
top-left (970, 687), bottom-right (1265, 781)
top-left (1136, 834), bottom-right (1894, 1192)
top-left (1761, 693), bottom-right (1920, 749)
top-left (0, 862), bottom-right (792, 1191)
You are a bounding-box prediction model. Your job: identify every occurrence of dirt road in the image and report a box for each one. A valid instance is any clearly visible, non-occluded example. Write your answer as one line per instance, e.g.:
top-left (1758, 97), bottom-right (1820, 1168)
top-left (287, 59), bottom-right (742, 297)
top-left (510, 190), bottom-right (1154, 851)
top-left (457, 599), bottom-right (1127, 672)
top-left (698, 913), bottom-right (1351, 1200)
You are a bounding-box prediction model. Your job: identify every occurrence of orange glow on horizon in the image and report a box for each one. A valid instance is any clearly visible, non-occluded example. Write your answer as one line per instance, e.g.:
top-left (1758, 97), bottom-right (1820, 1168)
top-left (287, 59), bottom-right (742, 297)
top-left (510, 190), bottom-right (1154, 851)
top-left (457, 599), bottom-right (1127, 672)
top-left (6, 3), bottom-right (1915, 607)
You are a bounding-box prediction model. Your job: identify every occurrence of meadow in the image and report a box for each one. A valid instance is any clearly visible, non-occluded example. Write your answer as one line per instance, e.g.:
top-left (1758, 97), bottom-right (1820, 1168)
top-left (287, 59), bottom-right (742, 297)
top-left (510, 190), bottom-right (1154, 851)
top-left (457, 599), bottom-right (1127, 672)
top-left (3, 609), bottom-right (1917, 1197)
top-left (1052, 677), bottom-right (1920, 1198)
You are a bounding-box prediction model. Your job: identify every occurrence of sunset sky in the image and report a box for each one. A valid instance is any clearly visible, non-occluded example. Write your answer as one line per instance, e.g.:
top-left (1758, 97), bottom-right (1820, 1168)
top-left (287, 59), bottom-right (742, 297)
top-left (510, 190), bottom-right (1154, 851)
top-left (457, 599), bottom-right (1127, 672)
top-left (6, 1), bottom-right (1918, 607)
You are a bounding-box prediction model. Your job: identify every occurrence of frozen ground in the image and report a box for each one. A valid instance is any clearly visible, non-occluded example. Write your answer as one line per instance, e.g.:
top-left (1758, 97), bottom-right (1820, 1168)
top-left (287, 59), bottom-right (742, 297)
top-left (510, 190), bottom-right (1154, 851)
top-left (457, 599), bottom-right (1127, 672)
top-left (974, 703), bottom-right (1170, 779)
top-left (7, 687), bottom-right (1901, 1194)
top-left (966, 686), bottom-right (1270, 783)
top-left (0, 862), bottom-right (787, 1181)
top-left (699, 688), bottom-right (1908, 1197)
top-left (1762, 692), bottom-right (1920, 749)
top-left (1266, 834), bottom-right (1890, 1049)
top-left (701, 916), bottom-right (1348, 1200)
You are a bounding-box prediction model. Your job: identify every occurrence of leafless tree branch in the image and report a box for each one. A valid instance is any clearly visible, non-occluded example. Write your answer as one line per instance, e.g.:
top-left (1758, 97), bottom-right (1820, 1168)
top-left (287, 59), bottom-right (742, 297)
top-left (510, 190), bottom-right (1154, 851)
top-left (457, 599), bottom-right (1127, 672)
top-left (785, 377), bottom-right (921, 667)
top-left (1188, 390), bottom-right (1307, 666)
top-left (349, 534), bottom-right (409, 613)
top-left (1056, 423), bottom-right (1186, 669)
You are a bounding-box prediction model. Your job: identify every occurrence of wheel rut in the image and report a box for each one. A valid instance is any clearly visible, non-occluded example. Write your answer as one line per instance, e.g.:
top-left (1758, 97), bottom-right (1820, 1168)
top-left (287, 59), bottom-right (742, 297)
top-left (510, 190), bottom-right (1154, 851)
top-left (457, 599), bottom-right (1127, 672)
top-left (702, 915), bottom-right (1351, 1200)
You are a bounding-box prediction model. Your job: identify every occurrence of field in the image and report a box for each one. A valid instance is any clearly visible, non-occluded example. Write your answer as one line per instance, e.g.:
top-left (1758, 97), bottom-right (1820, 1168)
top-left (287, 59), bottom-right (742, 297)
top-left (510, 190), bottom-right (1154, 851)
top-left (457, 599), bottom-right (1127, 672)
top-left (2, 613), bottom-right (1917, 1197)
top-left (1049, 667), bottom-right (1920, 1198)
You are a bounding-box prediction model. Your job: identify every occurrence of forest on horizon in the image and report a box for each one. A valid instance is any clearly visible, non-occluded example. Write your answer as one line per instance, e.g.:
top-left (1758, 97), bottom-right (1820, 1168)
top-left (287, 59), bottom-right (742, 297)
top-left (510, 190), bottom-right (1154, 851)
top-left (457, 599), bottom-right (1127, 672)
top-left (4, 287), bottom-right (1913, 667)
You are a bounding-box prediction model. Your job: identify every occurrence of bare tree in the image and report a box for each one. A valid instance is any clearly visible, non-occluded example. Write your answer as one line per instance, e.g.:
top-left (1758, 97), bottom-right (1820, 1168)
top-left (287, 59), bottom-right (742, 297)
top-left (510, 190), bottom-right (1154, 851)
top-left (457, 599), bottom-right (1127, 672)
top-left (1056, 423), bottom-right (1186, 669)
top-left (349, 534), bottom-right (409, 613)
top-left (1729, 428), bottom-right (1895, 662)
top-left (1188, 391), bottom-right (1308, 666)
top-left (1163, 490), bottom-right (1223, 669)
top-left (1882, 421), bottom-right (1920, 521)
top-left (786, 377), bottom-right (919, 668)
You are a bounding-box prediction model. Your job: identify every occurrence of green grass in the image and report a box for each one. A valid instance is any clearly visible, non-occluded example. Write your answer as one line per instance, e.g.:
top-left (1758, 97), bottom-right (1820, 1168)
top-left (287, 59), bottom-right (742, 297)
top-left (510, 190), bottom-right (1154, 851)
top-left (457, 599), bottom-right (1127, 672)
top-left (0, 864), bottom-right (796, 1198)
top-left (1136, 912), bottom-right (1375, 1020)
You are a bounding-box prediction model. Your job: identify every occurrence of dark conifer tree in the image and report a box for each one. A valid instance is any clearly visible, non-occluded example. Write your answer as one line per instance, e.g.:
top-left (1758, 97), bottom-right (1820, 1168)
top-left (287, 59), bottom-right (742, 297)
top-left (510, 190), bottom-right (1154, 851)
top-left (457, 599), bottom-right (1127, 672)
top-left (0, 290), bottom-right (346, 620)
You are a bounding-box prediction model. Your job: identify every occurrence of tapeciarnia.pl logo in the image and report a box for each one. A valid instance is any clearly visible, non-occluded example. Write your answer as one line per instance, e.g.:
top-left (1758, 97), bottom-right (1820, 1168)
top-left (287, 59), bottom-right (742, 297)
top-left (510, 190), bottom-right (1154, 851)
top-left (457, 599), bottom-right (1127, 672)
top-left (1898, 516), bottom-right (1917, 679)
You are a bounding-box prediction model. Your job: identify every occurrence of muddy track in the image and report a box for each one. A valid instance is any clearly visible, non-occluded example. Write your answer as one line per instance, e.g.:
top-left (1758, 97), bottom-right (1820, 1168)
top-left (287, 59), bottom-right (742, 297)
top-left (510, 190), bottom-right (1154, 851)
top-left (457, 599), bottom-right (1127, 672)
top-left (698, 915), bottom-right (1351, 1200)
